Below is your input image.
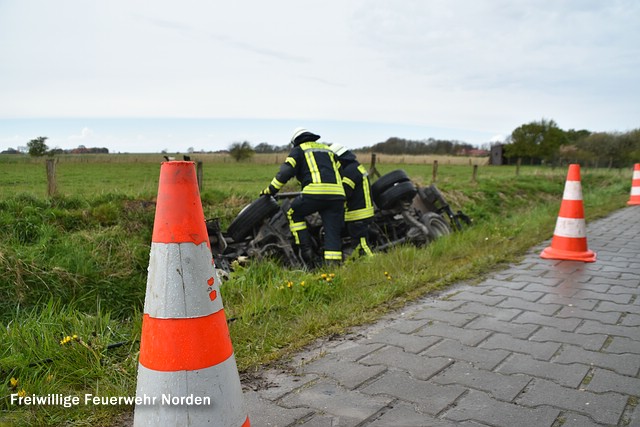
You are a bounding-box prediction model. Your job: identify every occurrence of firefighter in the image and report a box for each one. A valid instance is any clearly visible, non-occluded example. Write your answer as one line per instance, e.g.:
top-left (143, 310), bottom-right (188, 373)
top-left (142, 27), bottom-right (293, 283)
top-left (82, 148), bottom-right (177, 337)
top-left (329, 143), bottom-right (375, 257)
top-left (261, 128), bottom-right (345, 267)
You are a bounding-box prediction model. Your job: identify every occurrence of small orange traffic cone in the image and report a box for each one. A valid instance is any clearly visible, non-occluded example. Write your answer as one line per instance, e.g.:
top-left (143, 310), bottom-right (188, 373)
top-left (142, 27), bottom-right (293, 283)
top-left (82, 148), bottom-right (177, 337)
top-left (627, 163), bottom-right (640, 205)
top-left (540, 164), bottom-right (596, 263)
top-left (134, 161), bottom-right (250, 427)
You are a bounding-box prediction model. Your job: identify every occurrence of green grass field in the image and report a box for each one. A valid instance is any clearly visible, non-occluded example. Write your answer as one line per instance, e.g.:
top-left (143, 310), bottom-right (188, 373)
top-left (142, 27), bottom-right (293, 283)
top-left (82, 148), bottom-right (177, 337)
top-left (0, 153), bottom-right (633, 426)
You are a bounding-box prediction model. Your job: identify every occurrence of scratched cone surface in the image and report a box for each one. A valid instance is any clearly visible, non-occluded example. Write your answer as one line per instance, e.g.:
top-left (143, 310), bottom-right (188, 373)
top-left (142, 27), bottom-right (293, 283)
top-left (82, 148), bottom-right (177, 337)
top-left (134, 161), bottom-right (250, 427)
top-left (540, 164), bottom-right (596, 263)
top-left (628, 163), bottom-right (640, 206)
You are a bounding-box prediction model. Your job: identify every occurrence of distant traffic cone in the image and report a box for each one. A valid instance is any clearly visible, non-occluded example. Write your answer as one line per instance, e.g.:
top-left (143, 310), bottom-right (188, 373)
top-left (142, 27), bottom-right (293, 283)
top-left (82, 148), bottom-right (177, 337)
top-left (540, 164), bottom-right (596, 263)
top-left (627, 163), bottom-right (640, 205)
top-left (134, 161), bottom-right (250, 427)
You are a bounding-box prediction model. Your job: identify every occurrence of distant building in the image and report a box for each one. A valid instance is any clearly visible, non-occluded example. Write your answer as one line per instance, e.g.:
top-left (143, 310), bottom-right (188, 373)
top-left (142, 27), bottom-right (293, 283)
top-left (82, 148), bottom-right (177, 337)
top-left (1, 148), bottom-right (21, 154)
top-left (490, 144), bottom-right (505, 165)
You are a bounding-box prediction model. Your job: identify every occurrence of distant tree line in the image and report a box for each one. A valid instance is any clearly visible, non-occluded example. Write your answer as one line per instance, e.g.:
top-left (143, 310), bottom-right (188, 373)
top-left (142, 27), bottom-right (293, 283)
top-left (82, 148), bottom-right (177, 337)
top-left (3, 137), bottom-right (110, 156)
top-left (502, 119), bottom-right (640, 167)
top-left (360, 137), bottom-right (476, 156)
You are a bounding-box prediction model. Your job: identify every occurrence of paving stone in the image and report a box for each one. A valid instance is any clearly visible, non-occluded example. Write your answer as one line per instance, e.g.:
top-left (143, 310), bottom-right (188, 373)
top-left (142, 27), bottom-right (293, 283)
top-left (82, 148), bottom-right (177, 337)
top-left (466, 316), bottom-right (539, 339)
top-left (362, 370), bottom-right (466, 415)
top-left (456, 301), bottom-right (522, 321)
top-left (577, 319), bottom-right (640, 340)
top-left (487, 285), bottom-right (545, 302)
top-left (595, 300), bottom-right (640, 314)
top-left (415, 320), bottom-right (492, 346)
top-left (498, 297), bottom-right (562, 316)
top-left (608, 284), bottom-right (640, 294)
top-left (449, 290), bottom-right (507, 306)
top-left (621, 313), bottom-right (640, 326)
top-left (559, 411), bottom-right (611, 427)
top-left (479, 277), bottom-right (530, 290)
top-left (524, 282), bottom-right (579, 298)
top-left (295, 413), bottom-right (360, 427)
top-left (301, 358), bottom-right (386, 390)
top-left (509, 274), bottom-right (564, 287)
top-left (424, 338), bottom-right (510, 370)
top-left (537, 293), bottom-right (598, 310)
top-left (553, 344), bottom-right (640, 376)
top-left (529, 326), bottom-right (607, 351)
top-left (244, 390), bottom-right (312, 427)
top-left (410, 307), bottom-right (478, 327)
top-left (572, 289), bottom-right (633, 304)
top-left (367, 402), bottom-right (460, 427)
top-left (473, 277), bottom-right (529, 290)
top-left (479, 332), bottom-right (561, 360)
top-left (604, 336), bottom-right (640, 354)
top-left (366, 327), bottom-right (441, 353)
top-left (326, 342), bottom-right (385, 363)
top-left (444, 389), bottom-right (560, 427)
top-left (496, 353), bottom-right (589, 388)
top-left (251, 370), bottom-right (319, 401)
top-left (360, 345), bottom-right (452, 380)
top-left (556, 305), bottom-right (621, 324)
top-left (512, 311), bottom-right (582, 331)
top-left (432, 361), bottom-right (531, 401)
top-left (586, 368), bottom-right (640, 396)
top-left (279, 379), bottom-right (392, 421)
top-left (417, 298), bottom-right (468, 311)
top-left (384, 318), bottom-right (430, 334)
top-left (516, 378), bottom-right (627, 425)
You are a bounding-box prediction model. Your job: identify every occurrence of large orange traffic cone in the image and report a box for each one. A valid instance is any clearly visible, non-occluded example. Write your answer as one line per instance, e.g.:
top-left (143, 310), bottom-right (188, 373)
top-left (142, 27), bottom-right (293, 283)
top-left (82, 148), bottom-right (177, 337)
top-left (134, 161), bottom-right (250, 427)
top-left (540, 164), bottom-right (596, 263)
top-left (627, 163), bottom-right (640, 205)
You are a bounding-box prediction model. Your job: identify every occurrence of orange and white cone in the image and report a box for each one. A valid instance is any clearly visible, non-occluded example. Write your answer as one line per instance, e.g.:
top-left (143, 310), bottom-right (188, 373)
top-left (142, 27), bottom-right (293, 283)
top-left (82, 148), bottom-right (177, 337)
top-left (627, 163), bottom-right (640, 206)
top-left (540, 164), bottom-right (596, 263)
top-left (134, 161), bottom-right (250, 427)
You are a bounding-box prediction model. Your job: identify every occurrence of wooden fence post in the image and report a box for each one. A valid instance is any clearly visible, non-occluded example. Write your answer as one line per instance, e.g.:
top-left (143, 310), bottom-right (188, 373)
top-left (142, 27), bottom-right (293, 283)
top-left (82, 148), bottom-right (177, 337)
top-left (472, 164), bottom-right (478, 183)
top-left (196, 160), bottom-right (203, 191)
top-left (369, 153), bottom-right (381, 179)
top-left (432, 160), bottom-right (438, 183)
top-left (46, 158), bottom-right (57, 197)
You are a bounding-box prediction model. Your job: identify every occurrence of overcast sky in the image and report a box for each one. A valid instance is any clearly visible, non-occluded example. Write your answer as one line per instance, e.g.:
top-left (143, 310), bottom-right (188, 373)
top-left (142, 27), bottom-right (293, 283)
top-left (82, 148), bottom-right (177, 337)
top-left (1, 0), bottom-right (639, 153)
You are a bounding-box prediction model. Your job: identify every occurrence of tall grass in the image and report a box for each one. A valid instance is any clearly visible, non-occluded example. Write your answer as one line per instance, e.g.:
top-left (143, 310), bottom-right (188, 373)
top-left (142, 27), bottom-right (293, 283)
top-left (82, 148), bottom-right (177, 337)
top-left (0, 156), bottom-right (633, 426)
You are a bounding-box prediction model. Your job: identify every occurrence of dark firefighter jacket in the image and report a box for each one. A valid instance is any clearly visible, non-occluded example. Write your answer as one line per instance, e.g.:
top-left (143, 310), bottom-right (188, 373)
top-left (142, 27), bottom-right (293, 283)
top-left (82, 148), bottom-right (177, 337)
top-left (266, 142), bottom-right (345, 199)
top-left (336, 152), bottom-right (374, 222)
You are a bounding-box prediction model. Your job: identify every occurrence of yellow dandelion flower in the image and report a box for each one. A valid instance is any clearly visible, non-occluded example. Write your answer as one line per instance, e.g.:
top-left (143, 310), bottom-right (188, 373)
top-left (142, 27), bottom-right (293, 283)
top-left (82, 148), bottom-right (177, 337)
top-left (320, 273), bottom-right (327, 279)
top-left (10, 378), bottom-right (18, 388)
top-left (17, 389), bottom-right (26, 398)
top-left (329, 273), bottom-right (335, 278)
top-left (287, 281), bottom-right (293, 288)
top-left (46, 374), bottom-right (54, 382)
top-left (300, 281), bottom-right (305, 286)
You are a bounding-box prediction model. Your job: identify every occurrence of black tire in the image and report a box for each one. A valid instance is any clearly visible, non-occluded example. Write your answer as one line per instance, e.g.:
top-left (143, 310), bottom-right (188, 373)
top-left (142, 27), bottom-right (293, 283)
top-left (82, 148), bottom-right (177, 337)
top-left (421, 212), bottom-right (452, 240)
top-left (376, 180), bottom-right (417, 209)
top-left (371, 169), bottom-right (410, 197)
top-left (227, 196), bottom-right (280, 241)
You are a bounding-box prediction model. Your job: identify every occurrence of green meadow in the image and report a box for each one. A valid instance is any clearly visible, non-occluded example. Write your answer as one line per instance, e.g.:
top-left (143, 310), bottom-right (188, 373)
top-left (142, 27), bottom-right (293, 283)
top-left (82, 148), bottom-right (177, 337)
top-left (0, 153), bottom-right (632, 426)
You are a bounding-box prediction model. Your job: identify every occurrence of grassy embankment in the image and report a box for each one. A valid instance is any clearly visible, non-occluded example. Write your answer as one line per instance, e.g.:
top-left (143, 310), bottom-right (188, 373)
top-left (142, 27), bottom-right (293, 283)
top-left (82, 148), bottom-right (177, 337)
top-left (0, 153), bottom-right (632, 426)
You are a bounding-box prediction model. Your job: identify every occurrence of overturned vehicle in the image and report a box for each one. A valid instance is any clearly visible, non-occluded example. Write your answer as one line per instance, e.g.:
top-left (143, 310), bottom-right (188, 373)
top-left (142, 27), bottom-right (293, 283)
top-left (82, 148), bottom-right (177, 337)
top-left (207, 169), bottom-right (471, 273)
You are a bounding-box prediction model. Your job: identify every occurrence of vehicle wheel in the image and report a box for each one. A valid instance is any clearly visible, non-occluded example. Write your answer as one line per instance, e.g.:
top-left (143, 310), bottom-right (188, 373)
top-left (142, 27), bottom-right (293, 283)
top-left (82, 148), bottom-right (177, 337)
top-left (421, 212), bottom-right (452, 240)
top-left (371, 169), bottom-right (410, 197)
top-left (227, 196), bottom-right (280, 241)
top-left (376, 180), bottom-right (417, 209)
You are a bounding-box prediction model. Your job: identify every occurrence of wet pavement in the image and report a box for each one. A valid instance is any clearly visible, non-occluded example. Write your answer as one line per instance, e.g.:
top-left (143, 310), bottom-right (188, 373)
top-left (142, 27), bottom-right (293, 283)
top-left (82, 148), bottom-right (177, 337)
top-left (243, 206), bottom-right (640, 426)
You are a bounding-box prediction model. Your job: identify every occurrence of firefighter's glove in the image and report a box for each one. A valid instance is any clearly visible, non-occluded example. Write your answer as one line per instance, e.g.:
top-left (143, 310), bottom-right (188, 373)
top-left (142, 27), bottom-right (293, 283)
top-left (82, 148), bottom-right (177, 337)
top-left (260, 187), bottom-right (272, 196)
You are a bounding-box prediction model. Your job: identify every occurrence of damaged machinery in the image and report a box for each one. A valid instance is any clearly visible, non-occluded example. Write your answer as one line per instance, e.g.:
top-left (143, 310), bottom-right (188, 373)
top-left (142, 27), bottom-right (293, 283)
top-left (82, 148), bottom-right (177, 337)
top-left (207, 169), bottom-right (471, 273)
